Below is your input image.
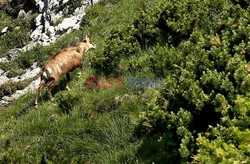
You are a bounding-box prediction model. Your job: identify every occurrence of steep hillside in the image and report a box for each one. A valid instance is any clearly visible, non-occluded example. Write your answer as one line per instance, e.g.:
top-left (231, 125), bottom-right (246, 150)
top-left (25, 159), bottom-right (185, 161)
top-left (0, 0), bottom-right (96, 106)
top-left (0, 0), bottom-right (249, 163)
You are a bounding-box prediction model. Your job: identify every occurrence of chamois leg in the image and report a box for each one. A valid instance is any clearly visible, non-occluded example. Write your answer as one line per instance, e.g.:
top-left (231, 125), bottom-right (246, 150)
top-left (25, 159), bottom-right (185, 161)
top-left (35, 79), bottom-right (46, 108)
top-left (47, 79), bottom-right (56, 101)
top-left (66, 73), bottom-right (70, 90)
top-left (77, 63), bottom-right (83, 78)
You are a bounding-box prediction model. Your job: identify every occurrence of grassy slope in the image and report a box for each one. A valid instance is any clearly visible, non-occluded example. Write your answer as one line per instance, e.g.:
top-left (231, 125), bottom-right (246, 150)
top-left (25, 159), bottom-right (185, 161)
top-left (0, 0), bottom-right (158, 163)
top-left (2, 0), bottom-right (248, 163)
top-left (0, 9), bottom-right (32, 58)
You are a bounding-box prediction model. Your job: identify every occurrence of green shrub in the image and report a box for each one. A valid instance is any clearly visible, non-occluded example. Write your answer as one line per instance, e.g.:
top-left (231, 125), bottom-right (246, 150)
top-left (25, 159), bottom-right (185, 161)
top-left (6, 67), bottom-right (26, 78)
top-left (56, 91), bottom-right (82, 114)
top-left (137, 0), bottom-right (250, 162)
top-left (0, 0), bottom-right (249, 163)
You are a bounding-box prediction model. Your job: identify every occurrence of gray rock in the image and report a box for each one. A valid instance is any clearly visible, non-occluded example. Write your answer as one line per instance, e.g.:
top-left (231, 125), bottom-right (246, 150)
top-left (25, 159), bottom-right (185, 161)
top-left (6, 49), bottom-right (20, 61)
top-left (47, 26), bottom-right (55, 36)
top-left (0, 99), bottom-right (10, 108)
top-left (0, 64), bottom-right (41, 108)
top-left (62, 0), bottom-right (69, 4)
top-left (0, 74), bottom-right (9, 85)
top-left (36, 0), bottom-right (44, 12)
top-left (0, 69), bottom-right (3, 75)
top-left (11, 63), bottom-right (40, 82)
top-left (31, 62), bottom-right (38, 69)
top-left (2, 96), bottom-right (12, 102)
top-left (0, 57), bottom-right (8, 63)
top-left (40, 33), bottom-right (49, 42)
top-left (49, 0), bottom-right (59, 8)
top-left (26, 10), bottom-right (33, 16)
top-left (20, 66), bottom-right (40, 81)
top-left (29, 0), bottom-right (97, 45)
top-left (18, 9), bottom-right (27, 18)
top-left (20, 42), bottom-right (38, 51)
top-left (14, 26), bottom-right (21, 30)
top-left (57, 17), bottom-right (78, 31)
top-left (1, 27), bottom-right (8, 34)
top-left (11, 77), bottom-right (40, 101)
top-left (30, 25), bottom-right (43, 41)
top-left (35, 14), bottom-right (43, 26)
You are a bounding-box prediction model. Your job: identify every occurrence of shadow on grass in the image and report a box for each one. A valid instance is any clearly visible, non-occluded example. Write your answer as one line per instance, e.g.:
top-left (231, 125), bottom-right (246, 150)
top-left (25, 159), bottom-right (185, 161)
top-left (134, 123), bottom-right (181, 163)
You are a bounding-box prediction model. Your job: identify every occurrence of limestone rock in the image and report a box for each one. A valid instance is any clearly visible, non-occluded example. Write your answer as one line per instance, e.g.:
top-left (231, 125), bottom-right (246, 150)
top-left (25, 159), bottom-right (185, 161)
top-left (0, 57), bottom-right (8, 63)
top-left (0, 69), bottom-right (3, 75)
top-left (1, 27), bottom-right (8, 34)
top-left (18, 9), bottom-right (27, 18)
top-left (57, 17), bottom-right (78, 32)
top-left (14, 26), bottom-right (21, 30)
top-left (30, 25), bottom-right (43, 41)
top-left (11, 63), bottom-right (41, 82)
top-left (35, 14), bottom-right (43, 26)
top-left (0, 74), bottom-right (9, 85)
top-left (0, 99), bottom-right (10, 108)
top-left (47, 26), bottom-right (55, 36)
top-left (6, 49), bottom-right (20, 61)
top-left (36, 0), bottom-right (44, 12)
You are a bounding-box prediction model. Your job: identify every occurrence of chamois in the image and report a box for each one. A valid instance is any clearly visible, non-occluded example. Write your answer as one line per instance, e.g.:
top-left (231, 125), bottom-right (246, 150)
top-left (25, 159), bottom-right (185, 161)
top-left (35, 35), bottom-right (96, 108)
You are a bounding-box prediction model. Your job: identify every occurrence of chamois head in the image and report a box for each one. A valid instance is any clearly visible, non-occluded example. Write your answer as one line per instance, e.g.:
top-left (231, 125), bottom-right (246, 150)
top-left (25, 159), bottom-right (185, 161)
top-left (80, 35), bottom-right (96, 52)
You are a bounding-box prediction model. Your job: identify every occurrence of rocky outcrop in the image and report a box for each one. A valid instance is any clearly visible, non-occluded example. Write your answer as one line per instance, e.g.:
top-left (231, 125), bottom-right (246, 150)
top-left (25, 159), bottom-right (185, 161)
top-left (0, 77), bottom-right (40, 108)
top-left (0, 62), bottom-right (41, 107)
top-left (1, 0), bottom-right (97, 63)
top-left (0, 0), bottom-right (99, 108)
top-left (30, 0), bottom-right (96, 46)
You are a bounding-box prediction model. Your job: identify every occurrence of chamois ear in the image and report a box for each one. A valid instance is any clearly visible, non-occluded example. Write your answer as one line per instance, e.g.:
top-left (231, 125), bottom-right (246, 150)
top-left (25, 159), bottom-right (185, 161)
top-left (85, 35), bottom-right (90, 43)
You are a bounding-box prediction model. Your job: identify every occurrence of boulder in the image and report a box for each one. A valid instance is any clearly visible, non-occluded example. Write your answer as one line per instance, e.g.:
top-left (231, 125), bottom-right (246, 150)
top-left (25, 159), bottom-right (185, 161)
top-left (57, 17), bottom-right (78, 32)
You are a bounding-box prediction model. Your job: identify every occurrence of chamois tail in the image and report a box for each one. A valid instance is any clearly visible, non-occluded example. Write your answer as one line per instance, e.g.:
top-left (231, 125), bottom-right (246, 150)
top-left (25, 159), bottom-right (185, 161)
top-left (42, 67), bottom-right (53, 79)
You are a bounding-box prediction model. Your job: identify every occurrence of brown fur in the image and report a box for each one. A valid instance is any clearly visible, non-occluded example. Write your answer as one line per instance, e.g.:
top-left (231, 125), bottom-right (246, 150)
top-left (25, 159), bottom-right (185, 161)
top-left (35, 36), bottom-right (96, 108)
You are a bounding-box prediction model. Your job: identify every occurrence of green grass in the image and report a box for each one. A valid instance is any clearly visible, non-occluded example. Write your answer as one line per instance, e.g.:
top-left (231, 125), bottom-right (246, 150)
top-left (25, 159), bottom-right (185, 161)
top-left (2, 0), bottom-right (248, 163)
top-left (0, 0), bottom-right (160, 162)
top-left (0, 68), bottom-right (156, 162)
top-left (0, 10), bottom-right (32, 58)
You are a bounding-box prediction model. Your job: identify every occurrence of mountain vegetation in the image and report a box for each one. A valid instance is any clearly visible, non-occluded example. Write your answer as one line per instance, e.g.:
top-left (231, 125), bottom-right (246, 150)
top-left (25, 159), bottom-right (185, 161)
top-left (0, 0), bottom-right (249, 163)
